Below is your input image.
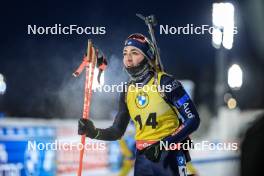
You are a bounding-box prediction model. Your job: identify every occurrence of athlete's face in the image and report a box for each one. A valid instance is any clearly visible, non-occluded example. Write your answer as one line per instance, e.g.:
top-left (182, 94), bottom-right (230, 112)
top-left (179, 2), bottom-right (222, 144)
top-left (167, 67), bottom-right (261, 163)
top-left (123, 46), bottom-right (145, 68)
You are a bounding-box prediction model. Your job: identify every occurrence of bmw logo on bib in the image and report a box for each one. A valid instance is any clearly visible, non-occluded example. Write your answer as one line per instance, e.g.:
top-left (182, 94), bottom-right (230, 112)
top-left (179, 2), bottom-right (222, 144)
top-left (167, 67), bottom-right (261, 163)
top-left (135, 92), bottom-right (149, 108)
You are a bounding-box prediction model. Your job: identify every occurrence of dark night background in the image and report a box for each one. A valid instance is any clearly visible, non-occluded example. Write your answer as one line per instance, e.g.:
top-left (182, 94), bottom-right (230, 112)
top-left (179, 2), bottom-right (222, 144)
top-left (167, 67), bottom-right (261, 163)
top-left (0, 0), bottom-right (263, 119)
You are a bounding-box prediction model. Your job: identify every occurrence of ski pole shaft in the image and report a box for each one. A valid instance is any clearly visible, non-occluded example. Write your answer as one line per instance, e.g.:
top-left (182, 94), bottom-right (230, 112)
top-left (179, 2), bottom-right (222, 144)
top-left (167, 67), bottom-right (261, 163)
top-left (77, 39), bottom-right (96, 176)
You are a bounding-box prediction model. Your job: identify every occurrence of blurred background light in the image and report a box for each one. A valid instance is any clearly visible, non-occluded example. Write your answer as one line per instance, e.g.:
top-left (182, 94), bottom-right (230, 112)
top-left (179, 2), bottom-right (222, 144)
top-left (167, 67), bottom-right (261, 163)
top-left (0, 73), bottom-right (6, 95)
top-left (227, 97), bottom-right (237, 109)
top-left (228, 64), bottom-right (243, 89)
top-left (212, 28), bottom-right (222, 49)
top-left (212, 2), bottom-right (235, 49)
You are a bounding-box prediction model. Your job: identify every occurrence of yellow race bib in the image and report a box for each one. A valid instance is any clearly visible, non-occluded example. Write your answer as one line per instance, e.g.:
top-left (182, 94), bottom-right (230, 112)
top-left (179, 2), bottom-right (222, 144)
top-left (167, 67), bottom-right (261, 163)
top-left (126, 72), bottom-right (180, 149)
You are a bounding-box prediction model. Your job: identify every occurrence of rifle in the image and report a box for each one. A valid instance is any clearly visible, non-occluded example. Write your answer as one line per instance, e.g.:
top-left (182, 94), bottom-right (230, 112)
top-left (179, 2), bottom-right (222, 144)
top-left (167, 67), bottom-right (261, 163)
top-left (136, 14), bottom-right (164, 72)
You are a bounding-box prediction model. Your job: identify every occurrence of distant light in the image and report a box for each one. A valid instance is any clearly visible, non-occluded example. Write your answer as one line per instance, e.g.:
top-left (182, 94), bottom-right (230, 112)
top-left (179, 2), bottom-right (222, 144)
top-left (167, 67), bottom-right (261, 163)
top-left (212, 3), bottom-right (226, 28)
top-left (92, 68), bottom-right (104, 90)
top-left (227, 97), bottom-right (237, 109)
top-left (222, 3), bottom-right (235, 49)
top-left (212, 28), bottom-right (222, 49)
top-left (228, 64), bottom-right (243, 89)
top-left (0, 73), bottom-right (6, 95)
top-left (212, 2), bottom-right (235, 49)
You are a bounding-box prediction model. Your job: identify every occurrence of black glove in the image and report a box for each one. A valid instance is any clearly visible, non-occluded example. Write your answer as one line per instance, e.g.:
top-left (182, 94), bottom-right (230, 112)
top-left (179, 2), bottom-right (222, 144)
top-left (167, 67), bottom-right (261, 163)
top-left (78, 118), bottom-right (99, 139)
top-left (141, 141), bottom-right (162, 162)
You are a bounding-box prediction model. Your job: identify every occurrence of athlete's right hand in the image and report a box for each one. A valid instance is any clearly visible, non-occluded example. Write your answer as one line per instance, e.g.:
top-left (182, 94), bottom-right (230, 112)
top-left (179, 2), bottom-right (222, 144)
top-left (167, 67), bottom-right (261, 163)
top-left (78, 118), bottom-right (99, 139)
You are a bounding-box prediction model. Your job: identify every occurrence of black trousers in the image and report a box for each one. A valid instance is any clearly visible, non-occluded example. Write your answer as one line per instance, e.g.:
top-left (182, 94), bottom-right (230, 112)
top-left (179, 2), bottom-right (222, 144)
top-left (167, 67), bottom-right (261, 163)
top-left (134, 149), bottom-right (187, 176)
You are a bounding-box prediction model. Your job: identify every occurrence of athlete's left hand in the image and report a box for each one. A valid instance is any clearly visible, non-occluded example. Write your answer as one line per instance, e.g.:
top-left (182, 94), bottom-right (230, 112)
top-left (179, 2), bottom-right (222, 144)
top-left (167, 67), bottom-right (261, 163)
top-left (142, 141), bottom-right (162, 162)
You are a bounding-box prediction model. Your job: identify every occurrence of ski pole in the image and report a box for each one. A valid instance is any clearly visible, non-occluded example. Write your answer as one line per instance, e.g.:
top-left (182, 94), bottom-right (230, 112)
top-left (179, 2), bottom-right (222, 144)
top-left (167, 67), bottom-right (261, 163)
top-left (73, 39), bottom-right (97, 176)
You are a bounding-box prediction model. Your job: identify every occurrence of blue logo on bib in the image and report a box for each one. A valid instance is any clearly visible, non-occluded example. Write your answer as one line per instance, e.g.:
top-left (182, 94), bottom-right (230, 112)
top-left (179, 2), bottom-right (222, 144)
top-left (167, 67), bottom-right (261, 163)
top-left (135, 92), bottom-right (149, 108)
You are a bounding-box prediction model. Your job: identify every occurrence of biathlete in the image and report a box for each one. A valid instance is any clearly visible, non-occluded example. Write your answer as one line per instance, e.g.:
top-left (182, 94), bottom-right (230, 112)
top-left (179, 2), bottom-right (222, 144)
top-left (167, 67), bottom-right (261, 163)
top-left (78, 33), bottom-right (200, 176)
